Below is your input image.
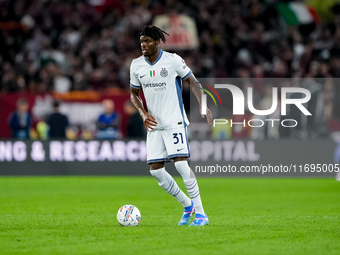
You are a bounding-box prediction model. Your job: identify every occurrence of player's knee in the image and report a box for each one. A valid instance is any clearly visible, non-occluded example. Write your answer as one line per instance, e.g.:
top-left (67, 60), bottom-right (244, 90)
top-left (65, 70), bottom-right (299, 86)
top-left (174, 160), bottom-right (189, 170)
top-left (173, 157), bottom-right (188, 162)
top-left (149, 167), bottom-right (166, 186)
top-left (150, 162), bottom-right (165, 170)
top-left (174, 160), bottom-right (195, 181)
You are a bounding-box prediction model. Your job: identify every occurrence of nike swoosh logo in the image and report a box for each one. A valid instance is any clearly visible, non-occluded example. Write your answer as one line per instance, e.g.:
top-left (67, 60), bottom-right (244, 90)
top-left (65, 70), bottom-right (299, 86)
top-left (140, 75), bottom-right (146, 78)
top-left (177, 148), bottom-right (184, 152)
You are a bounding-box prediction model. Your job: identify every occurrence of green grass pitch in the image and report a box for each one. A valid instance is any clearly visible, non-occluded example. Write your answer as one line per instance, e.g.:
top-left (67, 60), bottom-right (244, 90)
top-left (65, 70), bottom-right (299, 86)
top-left (0, 177), bottom-right (339, 255)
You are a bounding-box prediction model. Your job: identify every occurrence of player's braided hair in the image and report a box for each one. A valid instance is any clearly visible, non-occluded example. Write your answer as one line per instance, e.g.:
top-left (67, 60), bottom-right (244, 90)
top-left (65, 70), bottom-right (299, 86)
top-left (139, 25), bottom-right (169, 43)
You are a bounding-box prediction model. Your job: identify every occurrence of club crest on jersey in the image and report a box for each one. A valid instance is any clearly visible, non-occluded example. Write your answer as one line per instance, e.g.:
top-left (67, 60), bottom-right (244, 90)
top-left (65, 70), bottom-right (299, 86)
top-left (160, 68), bottom-right (168, 77)
top-left (150, 70), bottom-right (155, 77)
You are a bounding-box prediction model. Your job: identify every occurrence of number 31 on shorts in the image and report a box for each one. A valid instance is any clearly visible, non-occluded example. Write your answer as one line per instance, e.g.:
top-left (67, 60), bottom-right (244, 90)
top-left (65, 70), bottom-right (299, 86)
top-left (173, 133), bottom-right (184, 144)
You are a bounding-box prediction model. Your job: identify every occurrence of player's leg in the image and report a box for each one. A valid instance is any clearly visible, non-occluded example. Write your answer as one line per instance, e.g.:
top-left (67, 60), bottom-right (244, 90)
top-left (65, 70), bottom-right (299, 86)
top-left (147, 130), bottom-right (191, 212)
top-left (336, 171), bottom-right (340, 181)
top-left (149, 162), bottom-right (191, 208)
top-left (164, 126), bottom-right (207, 226)
top-left (173, 157), bottom-right (208, 226)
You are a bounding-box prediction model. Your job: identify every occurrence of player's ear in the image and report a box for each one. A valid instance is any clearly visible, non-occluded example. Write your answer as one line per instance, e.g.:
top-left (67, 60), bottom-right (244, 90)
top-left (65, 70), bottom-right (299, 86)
top-left (155, 39), bottom-right (160, 45)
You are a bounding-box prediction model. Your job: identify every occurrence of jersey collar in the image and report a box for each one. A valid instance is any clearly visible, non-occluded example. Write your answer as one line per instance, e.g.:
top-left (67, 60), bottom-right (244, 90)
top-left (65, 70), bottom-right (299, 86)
top-left (144, 49), bottom-right (163, 66)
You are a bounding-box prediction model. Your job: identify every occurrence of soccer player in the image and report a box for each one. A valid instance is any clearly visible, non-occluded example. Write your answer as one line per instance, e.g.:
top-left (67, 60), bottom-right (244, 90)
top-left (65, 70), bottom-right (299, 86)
top-left (130, 25), bottom-right (212, 226)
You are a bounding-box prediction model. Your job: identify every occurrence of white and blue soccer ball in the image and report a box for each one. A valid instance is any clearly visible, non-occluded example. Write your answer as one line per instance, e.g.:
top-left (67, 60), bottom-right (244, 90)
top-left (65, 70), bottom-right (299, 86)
top-left (117, 205), bottom-right (141, 226)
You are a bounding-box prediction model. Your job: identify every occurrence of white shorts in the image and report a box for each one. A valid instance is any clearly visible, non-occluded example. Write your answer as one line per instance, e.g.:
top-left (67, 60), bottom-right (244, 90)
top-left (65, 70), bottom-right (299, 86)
top-left (146, 126), bottom-right (190, 164)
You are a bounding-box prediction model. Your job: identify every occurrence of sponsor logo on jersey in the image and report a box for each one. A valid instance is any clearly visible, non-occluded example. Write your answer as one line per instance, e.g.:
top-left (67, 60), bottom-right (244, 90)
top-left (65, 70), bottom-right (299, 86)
top-left (150, 70), bottom-right (155, 77)
top-left (160, 68), bottom-right (168, 77)
top-left (143, 82), bottom-right (166, 88)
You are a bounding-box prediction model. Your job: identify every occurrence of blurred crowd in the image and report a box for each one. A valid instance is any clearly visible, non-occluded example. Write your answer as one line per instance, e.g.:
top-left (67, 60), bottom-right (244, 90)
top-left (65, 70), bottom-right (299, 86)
top-left (1, 0), bottom-right (340, 92)
top-left (1, 0), bottom-right (340, 139)
top-left (8, 98), bottom-right (146, 139)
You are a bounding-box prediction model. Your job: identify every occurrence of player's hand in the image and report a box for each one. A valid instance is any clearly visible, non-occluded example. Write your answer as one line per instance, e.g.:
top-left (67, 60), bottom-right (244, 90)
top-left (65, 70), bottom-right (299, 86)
top-left (141, 112), bottom-right (158, 131)
top-left (201, 107), bottom-right (212, 125)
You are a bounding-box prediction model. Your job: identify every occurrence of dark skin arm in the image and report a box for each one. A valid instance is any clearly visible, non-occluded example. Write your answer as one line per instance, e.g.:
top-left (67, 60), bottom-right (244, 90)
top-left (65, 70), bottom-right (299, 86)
top-left (130, 87), bottom-right (158, 131)
top-left (130, 73), bottom-right (212, 131)
top-left (184, 73), bottom-right (212, 124)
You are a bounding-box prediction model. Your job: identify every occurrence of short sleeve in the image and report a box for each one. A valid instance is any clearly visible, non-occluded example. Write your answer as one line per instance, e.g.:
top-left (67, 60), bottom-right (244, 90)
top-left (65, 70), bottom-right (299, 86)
top-left (130, 60), bottom-right (141, 89)
top-left (173, 54), bottom-right (192, 80)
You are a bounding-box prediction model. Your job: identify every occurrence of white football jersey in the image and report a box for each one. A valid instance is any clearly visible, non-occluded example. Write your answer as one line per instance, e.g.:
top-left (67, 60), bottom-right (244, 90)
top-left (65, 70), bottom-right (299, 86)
top-left (130, 49), bottom-right (192, 130)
